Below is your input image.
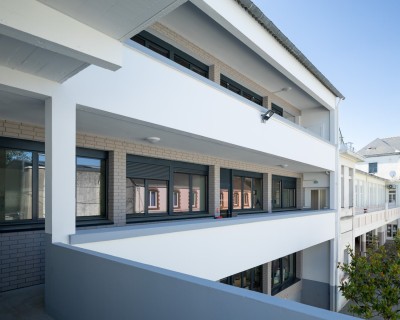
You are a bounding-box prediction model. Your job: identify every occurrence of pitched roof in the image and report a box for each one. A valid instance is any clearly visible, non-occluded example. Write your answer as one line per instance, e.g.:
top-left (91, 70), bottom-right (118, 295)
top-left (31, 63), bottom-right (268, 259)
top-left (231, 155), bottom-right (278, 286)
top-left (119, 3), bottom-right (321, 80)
top-left (235, 0), bottom-right (344, 99)
top-left (358, 137), bottom-right (400, 157)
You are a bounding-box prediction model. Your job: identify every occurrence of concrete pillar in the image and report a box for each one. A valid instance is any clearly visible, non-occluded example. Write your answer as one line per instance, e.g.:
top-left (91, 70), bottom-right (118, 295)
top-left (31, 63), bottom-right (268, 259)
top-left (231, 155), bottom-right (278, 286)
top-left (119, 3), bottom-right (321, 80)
top-left (209, 165), bottom-right (220, 217)
top-left (262, 96), bottom-right (270, 109)
top-left (108, 148), bottom-right (126, 226)
top-left (302, 241), bottom-right (331, 310)
top-left (262, 262), bottom-right (271, 295)
top-left (378, 226), bottom-right (386, 246)
top-left (296, 177), bottom-right (302, 209)
top-left (45, 94), bottom-right (76, 243)
top-left (361, 233), bottom-right (367, 256)
top-left (209, 64), bottom-right (220, 84)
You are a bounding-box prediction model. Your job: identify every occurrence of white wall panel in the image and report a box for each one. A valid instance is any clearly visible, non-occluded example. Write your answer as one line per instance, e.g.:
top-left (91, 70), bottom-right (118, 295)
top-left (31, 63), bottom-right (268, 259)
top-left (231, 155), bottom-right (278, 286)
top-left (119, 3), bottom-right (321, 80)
top-left (65, 47), bottom-right (336, 170)
top-left (75, 211), bottom-right (335, 281)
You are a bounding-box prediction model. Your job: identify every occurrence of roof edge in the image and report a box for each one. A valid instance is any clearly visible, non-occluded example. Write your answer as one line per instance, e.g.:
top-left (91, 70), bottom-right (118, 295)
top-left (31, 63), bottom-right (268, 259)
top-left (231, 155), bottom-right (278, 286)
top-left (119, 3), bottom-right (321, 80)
top-left (235, 0), bottom-right (345, 99)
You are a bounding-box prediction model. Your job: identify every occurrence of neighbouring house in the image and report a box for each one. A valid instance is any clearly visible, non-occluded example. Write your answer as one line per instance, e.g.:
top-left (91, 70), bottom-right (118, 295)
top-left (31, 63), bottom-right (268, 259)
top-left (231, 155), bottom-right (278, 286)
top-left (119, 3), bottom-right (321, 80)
top-left (337, 135), bottom-right (400, 310)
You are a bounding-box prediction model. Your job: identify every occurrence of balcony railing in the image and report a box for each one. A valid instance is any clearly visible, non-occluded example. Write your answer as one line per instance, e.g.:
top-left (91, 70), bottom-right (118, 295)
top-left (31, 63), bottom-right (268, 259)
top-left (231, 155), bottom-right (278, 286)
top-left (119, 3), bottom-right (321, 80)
top-left (354, 205), bottom-right (386, 215)
top-left (47, 242), bottom-right (357, 320)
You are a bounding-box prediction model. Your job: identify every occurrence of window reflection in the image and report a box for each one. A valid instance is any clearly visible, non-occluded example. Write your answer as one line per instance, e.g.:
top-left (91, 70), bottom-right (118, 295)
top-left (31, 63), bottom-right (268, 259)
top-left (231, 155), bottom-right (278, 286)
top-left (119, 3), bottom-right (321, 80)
top-left (0, 149), bottom-right (33, 221)
top-left (126, 178), bottom-right (145, 215)
top-left (192, 175), bottom-right (206, 212)
top-left (271, 254), bottom-right (297, 295)
top-left (173, 173), bottom-right (189, 212)
top-left (148, 180), bottom-right (167, 214)
top-left (76, 157), bottom-right (106, 217)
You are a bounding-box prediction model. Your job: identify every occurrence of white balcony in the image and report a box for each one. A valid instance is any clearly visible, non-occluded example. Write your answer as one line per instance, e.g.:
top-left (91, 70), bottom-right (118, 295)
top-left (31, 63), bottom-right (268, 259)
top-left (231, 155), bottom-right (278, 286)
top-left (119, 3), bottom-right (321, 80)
top-left (70, 210), bottom-right (335, 281)
top-left (353, 206), bottom-right (400, 237)
top-left (64, 45), bottom-right (336, 171)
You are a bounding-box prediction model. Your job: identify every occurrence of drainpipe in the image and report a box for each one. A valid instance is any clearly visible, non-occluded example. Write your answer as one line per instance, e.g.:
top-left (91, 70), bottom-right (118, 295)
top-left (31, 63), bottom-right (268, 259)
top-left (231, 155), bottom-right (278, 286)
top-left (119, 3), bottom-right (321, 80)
top-left (331, 97), bottom-right (344, 312)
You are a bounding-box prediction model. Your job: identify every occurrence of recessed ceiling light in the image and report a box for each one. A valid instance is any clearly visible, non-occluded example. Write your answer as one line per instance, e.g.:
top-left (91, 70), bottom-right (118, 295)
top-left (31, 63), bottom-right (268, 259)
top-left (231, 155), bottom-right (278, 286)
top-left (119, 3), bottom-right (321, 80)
top-left (145, 137), bottom-right (161, 143)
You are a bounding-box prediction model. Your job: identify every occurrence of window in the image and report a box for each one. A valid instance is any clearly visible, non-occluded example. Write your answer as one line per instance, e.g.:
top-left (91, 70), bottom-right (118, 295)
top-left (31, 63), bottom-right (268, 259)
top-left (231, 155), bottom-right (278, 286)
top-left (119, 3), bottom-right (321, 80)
top-left (220, 75), bottom-right (263, 106)
top-left (220, 265), bottom-right (262, 293)
top-left (148, 190), bottom-right (158, 208)
top-left (220, 169), bottom-right (263, 215)
top-left (368, 162), bottom-right (377, 174)
top-left (126, 155), bottom-right (208, 219)
top-left (389, 190), bottom-right (396, 203)
top-left (272, 175), bottom-right (296, 210)
top-left (173, 173), bottom-right (206, 213)
top-left (76, 153), bottom-right (107, 218)
top-left (126, 178), bottom-right (168, 215)
top-left (132, 31), bottom-right (209, 78)
top-left (271, 254), bottom-right (297, 295)
top-left (0, 148), bottom-right (34, 222)
top-left (271, 103), bottom-right (283, 117)
top-left (0, 138), bottom-right (108, 226)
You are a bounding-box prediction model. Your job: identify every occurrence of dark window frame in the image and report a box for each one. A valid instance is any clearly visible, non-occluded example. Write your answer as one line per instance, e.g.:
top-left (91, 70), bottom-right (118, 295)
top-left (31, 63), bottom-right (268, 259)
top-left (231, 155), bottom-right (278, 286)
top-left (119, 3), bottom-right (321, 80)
top-left (368, 162), bottom-right (378, 174)
top-left (220, 75), bottom-right (263, 106)
top-left (126, 155), bottom-right (209, 221)
top-left (271, 253), bottom-right (298, 295)
top-left (75, 148), bottom-right (108, 221)
top-left (220, 168), bottom-right (263, 215)
top-left (271, 103), bottom-right (283, 117)
top-left (0, 137), bottom-right (109, 231)
top-left (272, 175), bottom-right (297, 211)
top-left (220, 265), bottom-right (263, 293)
top-left (132, 31), bottom-right (209, 78)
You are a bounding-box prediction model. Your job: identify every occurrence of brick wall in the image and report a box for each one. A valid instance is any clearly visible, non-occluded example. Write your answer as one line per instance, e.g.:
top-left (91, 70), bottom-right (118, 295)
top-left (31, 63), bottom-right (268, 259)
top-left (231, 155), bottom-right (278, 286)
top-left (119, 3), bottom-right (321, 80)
top-left (0, 230), bottom-right (45, 292)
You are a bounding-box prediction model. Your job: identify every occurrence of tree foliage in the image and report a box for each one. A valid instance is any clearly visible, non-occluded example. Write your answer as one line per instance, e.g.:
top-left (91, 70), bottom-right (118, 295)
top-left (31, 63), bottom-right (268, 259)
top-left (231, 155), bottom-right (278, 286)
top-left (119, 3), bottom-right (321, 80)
top-left (338, 235), bottom-right (400, 319)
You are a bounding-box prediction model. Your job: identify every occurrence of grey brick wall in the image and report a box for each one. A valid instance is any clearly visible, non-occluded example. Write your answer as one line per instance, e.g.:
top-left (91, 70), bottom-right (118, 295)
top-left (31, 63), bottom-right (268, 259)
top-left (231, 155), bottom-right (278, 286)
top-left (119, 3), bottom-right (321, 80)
top-left (0, 230), bottom-right (45, 292)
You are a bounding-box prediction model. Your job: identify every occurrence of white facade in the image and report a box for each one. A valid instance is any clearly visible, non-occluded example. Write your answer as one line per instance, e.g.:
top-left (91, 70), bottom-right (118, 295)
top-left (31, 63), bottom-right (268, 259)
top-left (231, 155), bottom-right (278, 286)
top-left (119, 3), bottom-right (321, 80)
top-left (337, 141), bottom-right (400, 311)
top-left (0, 1), bottom-right (353, 319)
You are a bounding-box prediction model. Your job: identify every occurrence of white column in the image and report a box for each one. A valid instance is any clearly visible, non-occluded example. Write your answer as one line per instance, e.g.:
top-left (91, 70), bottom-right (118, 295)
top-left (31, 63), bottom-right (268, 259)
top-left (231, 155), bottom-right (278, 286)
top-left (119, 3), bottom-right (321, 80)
top-left (361, 234), bottom-right (367, 256)
top-left (378, 226), bottom-right (386, 246)
top-left (45, 93), bottom-right (76, 243)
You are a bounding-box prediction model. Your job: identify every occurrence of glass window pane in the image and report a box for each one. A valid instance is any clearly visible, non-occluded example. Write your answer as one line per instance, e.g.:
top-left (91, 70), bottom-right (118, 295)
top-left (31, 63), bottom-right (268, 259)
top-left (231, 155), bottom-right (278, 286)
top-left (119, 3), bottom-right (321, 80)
top-left (243, 270), bottom-right (250, 289)
top-left (220, 188), bottom-right (229, 213)
top-left (0, 149), bottom-right (33, 221)
top-left (253, 266), bottom-right (262, 292)
top-left (173, 173), bottom-right (189, 212)
top-left (148, 180), bottom-right (167, 214)
top-left (243, 178), bottom-right (252, 209)
top-left (76, 157), bottom-right (106, 217)
top-left (126, 178), bottom-right (145, 215)
top-left (233, 176), bottom-right (242, 209)
top-left (253, 178), bottom-right (262, 210)
top-left (282, 188), bottom-right (295, 208)
top-left (271, 259), bottom-right (281, 287)
top-left (192, 175), bottom-right (206, 212)
top-left (38, 153), bottom-right (45, 219)
top-left (272, 179), bottom-right (281, 209)
top-left (232, 273), bottom-right (242, 288)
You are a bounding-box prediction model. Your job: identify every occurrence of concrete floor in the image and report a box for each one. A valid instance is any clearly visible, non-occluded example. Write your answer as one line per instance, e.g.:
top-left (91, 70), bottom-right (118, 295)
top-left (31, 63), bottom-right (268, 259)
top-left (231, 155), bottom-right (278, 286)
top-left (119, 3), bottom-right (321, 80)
top-left (0, 285), bottom-right (53, 320)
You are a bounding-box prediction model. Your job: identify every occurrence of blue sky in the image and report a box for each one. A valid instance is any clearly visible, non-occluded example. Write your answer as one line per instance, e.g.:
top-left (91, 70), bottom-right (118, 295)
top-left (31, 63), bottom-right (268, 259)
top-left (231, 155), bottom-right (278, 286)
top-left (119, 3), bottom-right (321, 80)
top-left (251, 0), bottom-right (400, 151)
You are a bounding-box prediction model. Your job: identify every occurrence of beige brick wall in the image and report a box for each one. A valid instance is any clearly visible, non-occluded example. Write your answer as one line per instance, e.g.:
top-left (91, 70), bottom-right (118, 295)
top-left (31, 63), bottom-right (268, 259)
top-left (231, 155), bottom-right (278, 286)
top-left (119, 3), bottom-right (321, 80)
top-left (0, 119), bottom-right (301, 224)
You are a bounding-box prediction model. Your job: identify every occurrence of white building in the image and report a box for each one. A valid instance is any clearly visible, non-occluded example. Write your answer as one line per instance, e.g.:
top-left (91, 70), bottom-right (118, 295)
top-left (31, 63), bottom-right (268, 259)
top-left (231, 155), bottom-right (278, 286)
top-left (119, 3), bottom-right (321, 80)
top-left (0, 1), bottom-right (358, 319)
top-left (337, 138), bottom-right (400, 310)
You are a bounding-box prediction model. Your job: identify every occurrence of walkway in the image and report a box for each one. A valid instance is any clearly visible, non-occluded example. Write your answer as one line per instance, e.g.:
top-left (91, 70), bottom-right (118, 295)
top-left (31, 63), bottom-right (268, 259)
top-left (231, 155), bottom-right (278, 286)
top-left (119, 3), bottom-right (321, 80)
top-left (0, 285), bottom-right (53, 320)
